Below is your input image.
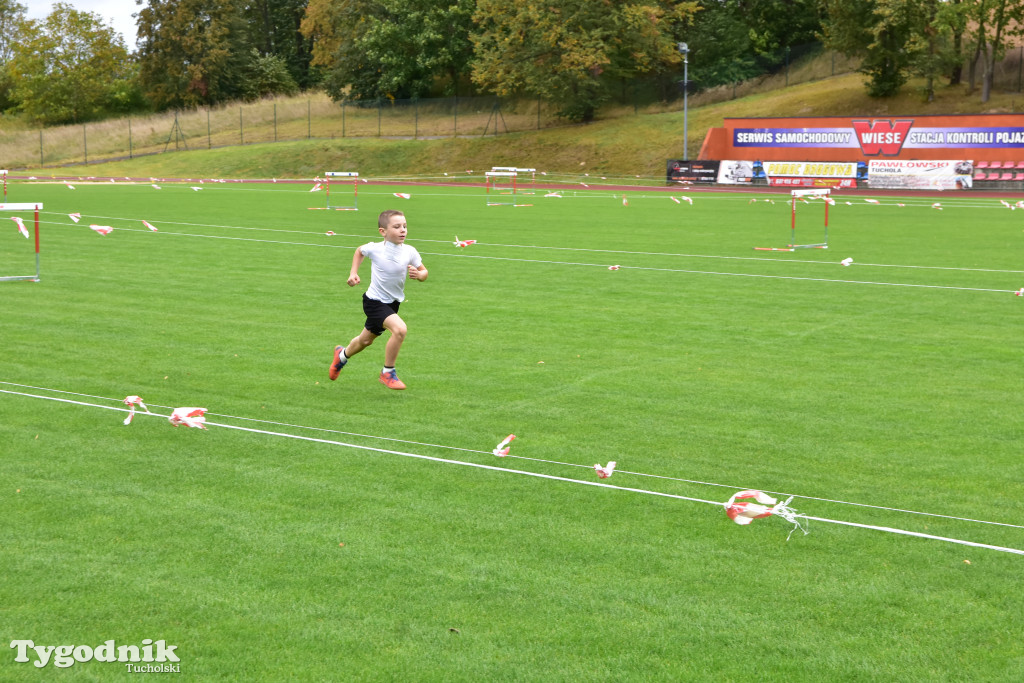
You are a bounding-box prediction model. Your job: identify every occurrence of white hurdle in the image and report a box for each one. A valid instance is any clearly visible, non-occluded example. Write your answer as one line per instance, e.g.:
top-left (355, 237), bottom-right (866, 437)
top-left (310, 171), bottom-right (359, 211)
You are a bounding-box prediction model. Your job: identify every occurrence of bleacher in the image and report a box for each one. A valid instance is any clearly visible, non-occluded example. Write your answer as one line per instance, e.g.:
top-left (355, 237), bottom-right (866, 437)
top-left (973, 160), bottom-right (1024, 184)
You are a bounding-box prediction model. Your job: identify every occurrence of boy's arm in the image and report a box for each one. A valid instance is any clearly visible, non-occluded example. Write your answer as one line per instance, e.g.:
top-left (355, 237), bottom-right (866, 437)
top-left (347, 248), bottom-right (365, 286)
top-left (408, 263), bottom-right (428, 282)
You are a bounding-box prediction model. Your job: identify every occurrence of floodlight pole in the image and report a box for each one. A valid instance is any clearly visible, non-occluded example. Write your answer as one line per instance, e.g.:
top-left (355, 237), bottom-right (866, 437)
top-left (678, 42), bottom-right (690, 160)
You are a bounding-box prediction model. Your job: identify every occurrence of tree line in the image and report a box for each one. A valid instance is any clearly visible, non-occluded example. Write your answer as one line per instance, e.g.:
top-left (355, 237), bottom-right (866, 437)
top-left (1, 0), bottom-right (1022, 127)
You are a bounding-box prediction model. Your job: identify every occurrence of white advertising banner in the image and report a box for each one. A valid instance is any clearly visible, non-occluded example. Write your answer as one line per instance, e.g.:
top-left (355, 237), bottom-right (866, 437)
top-left (868, 159), bottom-right (974, 190)
top-left (716, 160), bottom-right (756, 184)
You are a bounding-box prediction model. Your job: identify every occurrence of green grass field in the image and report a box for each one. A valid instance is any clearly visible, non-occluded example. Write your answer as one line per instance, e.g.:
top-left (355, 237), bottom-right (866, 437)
top-left (2, 176), bottom-right (1023, 680)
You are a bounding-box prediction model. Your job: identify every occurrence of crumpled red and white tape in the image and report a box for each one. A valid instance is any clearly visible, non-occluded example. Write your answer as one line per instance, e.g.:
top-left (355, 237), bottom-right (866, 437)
top-left (169, 407), bottom-right (208, 429)
top-left (68, 213), bottom-right (81, 223)
top-left (841, 257), bottom-right (853, 267)
top-left (492, 434), bottom-right (516, 456)
top-left (932, 202), bottom-right (943, 210)
top-left (393, 193), bottom-right (411, 199)
top-left (1014, 288), bottom-right (1023, 297)
top-left (594, 461), bottom-right (616, 479)
top-left (865, 198), bottom-right (880, 204)
top-left (122, 395), bottom-right (151, 425)
top-left (89, 224), bottom-right (113, 236)
top-left (454, 236), bottom-right (476, 248)
top-left (142, 220), bottom-right (158, 232)
top-left (310, 183), bottom-right (323, 192)
top-left (325, 230), bottom-right (335, 236)
top-left (608, 265), bottom-right (620, 271)
top-left (11, 216), bottom-right (28, 239)
top-left (679, 196), bottom-right (693, 204)
top-left (724, 490), bottom-right (807, 539)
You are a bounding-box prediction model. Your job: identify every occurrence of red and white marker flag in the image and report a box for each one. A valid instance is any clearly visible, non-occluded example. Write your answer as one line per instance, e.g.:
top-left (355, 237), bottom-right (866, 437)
top-left (89, 224), bottom-right (113, 235)
top-left (191, 186), bottom-right (203, 191)
top-left (608, 265), bottom-right (620, 270)
top-left (454, 236), bottom-right (476, 248)
top-left (310, 183), bottom-right (323, 192)
top-left (865, 198), bottom-right (880, 204)
top-left (724, 490), bottom-right (806, 538)
top-left (622, 197), bottom-right (629, 206)
top-left (65, 183), bottom-right (75, 190)
top-left (932, 202), bottom-right (943, 210)
top-left (841, 257), bottom-right (853, 267)
top-left (671, 197), bottom-right (681, 204)
top-left (594, 461), bottom-right (616, 479)
top-left (680, 196), bottom-right (693, 204)
top-left (10, 216), bottom-right (28, 239)
top-left (1014, 288), bottom-right (1023, 297)
top-left (493, 434), bottom-right (516, 456)
top-left (151, 184), bottom-right (161, 190)
top-left (142, 220), bottom-right (158, 232)
top-left (545, 192), bottom-right (562, 198)
top-left (325, 231), bottom-right (336, 236)
top-left (68, 213), bottom-right (81, 223)
top-left (122, 395), bottom-right (151, 425)
top-left (393, 193), bottom-right (411, 199)
top-left (169, 407), bottom-right (208, 429)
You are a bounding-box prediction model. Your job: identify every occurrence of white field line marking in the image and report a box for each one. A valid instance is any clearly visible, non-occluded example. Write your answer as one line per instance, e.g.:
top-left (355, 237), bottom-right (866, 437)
top-left (3, 385), bottom-right (1024, 555)
top-left (3, 380), bottom-right (1022, 532)
top-left (43, 224), bottom-right (1019, 294)
top-left (39, 212), bottom-right (1024, 276)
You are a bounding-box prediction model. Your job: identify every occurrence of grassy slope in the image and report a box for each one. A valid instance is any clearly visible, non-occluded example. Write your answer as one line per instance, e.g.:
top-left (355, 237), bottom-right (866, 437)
top-left (23, 73), bottom-right (1024, 181)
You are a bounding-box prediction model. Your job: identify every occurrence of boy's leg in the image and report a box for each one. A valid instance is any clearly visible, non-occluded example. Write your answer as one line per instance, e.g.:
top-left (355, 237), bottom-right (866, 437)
top-left (378, 314), bottom-right (408, 390)
top-left (329, 328), bottom-right (378, 381)
top-left (381, 314), bottom-right (408, 368)
top-left (346, 328), bottom-right (379, 357)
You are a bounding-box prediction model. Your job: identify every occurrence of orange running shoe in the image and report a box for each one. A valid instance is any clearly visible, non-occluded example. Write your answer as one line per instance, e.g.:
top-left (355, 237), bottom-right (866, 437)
top-left (329, 346), bottom-right (347, 381)
top-left (379, 369), bottom-right (406, 390)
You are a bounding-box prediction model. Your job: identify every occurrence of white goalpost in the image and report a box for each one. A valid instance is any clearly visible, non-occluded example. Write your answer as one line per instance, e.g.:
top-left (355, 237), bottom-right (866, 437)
top-left (1, 202), bottom-right (43, 282)
top-left (754, 188), bottom-right (830, 252)
top-left (309, 171), bottom-right (359, 211)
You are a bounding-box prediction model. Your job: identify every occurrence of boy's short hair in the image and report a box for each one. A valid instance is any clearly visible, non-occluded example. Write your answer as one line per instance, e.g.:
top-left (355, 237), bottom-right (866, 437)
top-left (378, 210), bottom-right (405, 229)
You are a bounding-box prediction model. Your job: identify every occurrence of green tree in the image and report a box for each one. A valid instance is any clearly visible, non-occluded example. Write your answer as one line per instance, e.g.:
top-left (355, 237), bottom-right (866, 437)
top-left (972, 0), bottom-right (1024, 102)
top-left (0, 0), bottom-right (27, 111)
top-left (686, 1), bottom-right (758, 89)
top-left (7, 2), bottom-right (136, 124)
top-left (136, 0), bottom-right (251, 109)
top-left (299, 0), bottom-right (380, 99)
top-left (244, 0), bottom-right (315, 88)
top-left (740, 0), bottom-right (823, 63)
top-left (301, 0), bottom-right (476, 101)
top-left (820, 0), bottom-right (909, 97)
top-left (471, 0), bottom-right (700, 123)
top-left (242, 47), bottom-right (299, 99)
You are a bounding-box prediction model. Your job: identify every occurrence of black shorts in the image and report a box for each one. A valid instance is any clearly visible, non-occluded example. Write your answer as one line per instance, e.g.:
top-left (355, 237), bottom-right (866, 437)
top-left (363, 294), bottom-right (400, 335)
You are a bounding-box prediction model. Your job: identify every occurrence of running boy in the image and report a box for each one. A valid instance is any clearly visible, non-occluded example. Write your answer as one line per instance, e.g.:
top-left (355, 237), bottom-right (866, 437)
top-left (328, 210), bottom-right (428, 390)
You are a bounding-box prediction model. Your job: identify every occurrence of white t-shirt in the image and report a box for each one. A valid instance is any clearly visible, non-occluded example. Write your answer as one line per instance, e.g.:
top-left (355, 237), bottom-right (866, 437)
top-left (360, 240), bottom-right (422, 303)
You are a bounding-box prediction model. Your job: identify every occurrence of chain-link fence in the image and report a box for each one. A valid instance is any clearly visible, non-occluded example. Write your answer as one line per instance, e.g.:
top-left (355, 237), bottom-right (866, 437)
top-left (0, 95), bottom-right (573, 168)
